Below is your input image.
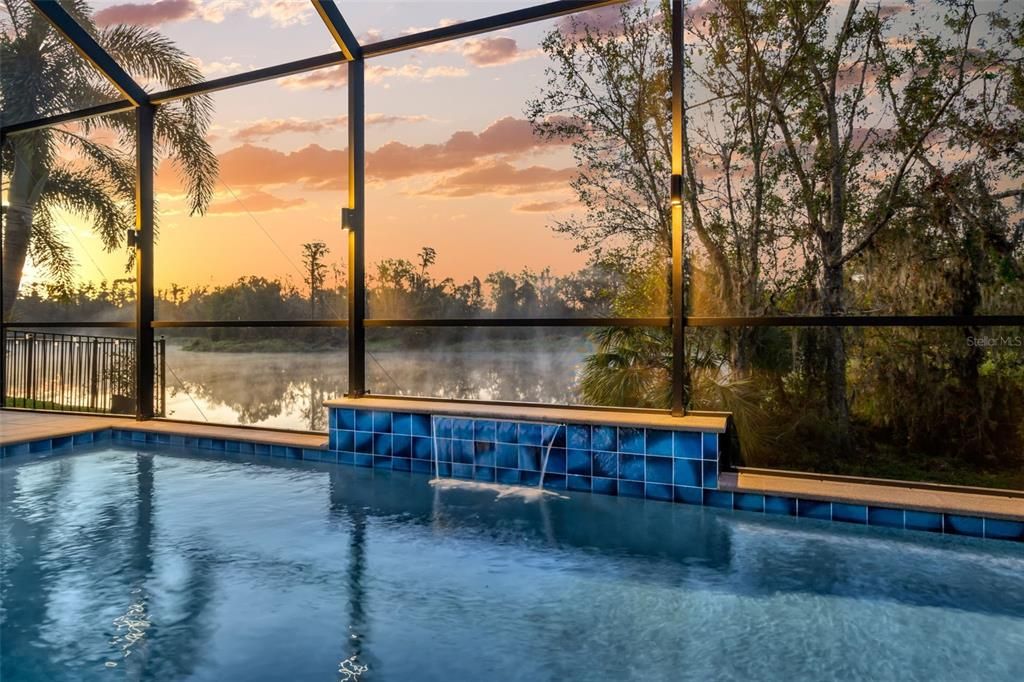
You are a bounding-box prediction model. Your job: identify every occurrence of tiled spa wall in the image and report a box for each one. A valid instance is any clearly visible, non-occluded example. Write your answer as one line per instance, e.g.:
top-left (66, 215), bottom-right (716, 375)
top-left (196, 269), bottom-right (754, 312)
top-left (327, 407), bottom-right (722, 504)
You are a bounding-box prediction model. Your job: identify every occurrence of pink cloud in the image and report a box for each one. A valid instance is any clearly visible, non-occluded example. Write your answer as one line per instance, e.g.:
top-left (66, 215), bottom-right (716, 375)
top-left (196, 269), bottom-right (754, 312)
top-left (422, 162), bottom-right (576, 197)
top-left (232, 114), bottom-right (428, 142)
top-left (514, 199), bottom-right (576, 213)
top-left (366, 116), bottom-right (562, 181)
top-left (94, 0), bottom-right (195, 27)
top-left (207, 190), bottom-right (307, 214)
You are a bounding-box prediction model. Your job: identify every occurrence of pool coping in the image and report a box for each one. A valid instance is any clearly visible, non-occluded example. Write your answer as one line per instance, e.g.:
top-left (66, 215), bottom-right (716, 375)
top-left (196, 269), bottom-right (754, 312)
top-left (323, 397), bottom-right (729, 433)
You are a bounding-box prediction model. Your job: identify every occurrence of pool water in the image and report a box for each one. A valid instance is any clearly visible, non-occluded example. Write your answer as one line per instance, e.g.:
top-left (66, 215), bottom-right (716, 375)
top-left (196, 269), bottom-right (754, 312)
top-left (2, 445), bottom-right (1023, 682)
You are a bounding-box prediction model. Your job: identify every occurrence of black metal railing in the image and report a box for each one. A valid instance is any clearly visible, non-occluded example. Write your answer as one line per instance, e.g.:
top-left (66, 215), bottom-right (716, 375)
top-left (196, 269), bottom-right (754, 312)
top-left (3, 330), bottom-right (165, 415)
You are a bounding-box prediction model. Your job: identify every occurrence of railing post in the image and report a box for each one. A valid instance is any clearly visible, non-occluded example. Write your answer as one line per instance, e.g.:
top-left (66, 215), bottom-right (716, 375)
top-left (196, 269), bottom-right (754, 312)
top-left (670, 0), bottom-right (687, 415)
top-left (347, 59), bottom-right (366, 397)
top-left (135, 104), bottom-right (156, 419)
top-left (90, 337), bottom-right (99, 411)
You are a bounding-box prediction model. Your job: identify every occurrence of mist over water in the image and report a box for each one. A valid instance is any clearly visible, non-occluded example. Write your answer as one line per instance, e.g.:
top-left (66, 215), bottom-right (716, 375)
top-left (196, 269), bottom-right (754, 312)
top-left (163, 337), bottom-right (589, 431)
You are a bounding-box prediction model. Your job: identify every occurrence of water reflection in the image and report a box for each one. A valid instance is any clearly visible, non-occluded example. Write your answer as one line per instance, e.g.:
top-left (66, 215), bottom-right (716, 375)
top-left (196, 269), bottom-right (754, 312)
top-left (164, 344), bottom-right (585, 431)
top-left (3, 449), bottom-right (1023, 681)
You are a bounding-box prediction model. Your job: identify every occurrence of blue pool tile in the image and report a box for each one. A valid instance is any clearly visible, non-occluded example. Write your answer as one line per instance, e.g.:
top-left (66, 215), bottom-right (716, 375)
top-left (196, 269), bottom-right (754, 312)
top-left (338, 409), bottom-right (356, 430)
top-left (645, 482), bottom-right (673, 502)
top-left (335, 430), bottom-right (354, 452)
top-left (496, 421), bottom-right (518, 443)
top-left (329, 409), bottom-right (339, 430)
top-left (674, 432), bottom-right (701, 459)
top-left (6, 443), bottom-right (29, 457)
top-left (868, 507), bottom-right (904, 529)
top-left (474, 420), bottom-right (496, 442)
top-left (133, 432), bottom-right (148, 444)
top-left (985, 518), bottom-right (1024, 542)
top-left (518, 423), bottom-right (543, 446)
top-left (618, 480), bottom-right (644, 498)
top-left (354, 431), bottom-right (374, 455)
top-left (453, 418), bottom-right (475, 440)
top-left (171, 434), bottom-right (187, 448)
top-left (542, 473), bottom-right (567, 490)
top-left (567, 475), bottom-right (592, 492)
top-left (411, 459), bottom-right (433, 475)
top-left (436, 462), bottom-right (452, 477)
top-left (474, 466), bottom-right (496, 483)
top-left (373, 434), bottom-right (393, 457)
top-left (410, 414), bottom-right (431, 437)
top-left (372, 411), bottom-right (392, 433)
top-left (373, 455), bottom-right (392, 469)
top-left (452, 463), bottom-right (473, 480)
top-left (593, 451), bottom-right (618, 478)
top-left (434, 439), bottom-right (452, 463)
top-left (544, 448), bottom-right (566, 474)
top-left (453, 440), bottom-right (474, 465)
top-left (592, 477), bottom-right (618, 496)
top-left (797, 499), bottom-right (832, 520)
top-left (703, 489), bottom-right (733, 509)
top-left (355, 410), bottom-right (374, 432)
top-left (764, 496), bottom-right (797, 516)
top-left (905, 510), bottom-right (943, 533)
top-left (618, 454), bottom-right (645, 482)
top-left (338, 451), bottom-right (355, 466)
top-left (520, 470), bottom-right (541, 486)
top-left (225, 439), bottom-right (240, 453)
top-left (646, 429), bottom-right (673, 456)
top-left (354, 453), bottom-right (373, 468)
top-left (254, 443), bottom-right (270, 456)
top-left (832, 503), bottom-right (868, 525)
top-left (618, 427), bottom-right (645, 454)
top-left (434, 417), bottom-right (453, 439)
top-left (674, 486), bottom-right (702, 505)
top-left (393, 435), bottom-right (412, 458)
top-left (95, 429), bottom-right (112, 441)
top-left (392, 412), bottom-right (412, 435)
top-left (392, 457), bottom-right (411, 472)
top-left (567, 424), bottom-right (590, 450)
top-left (474, 441), bottom-right (495, 467)
top-left (674, 459), bottom-right (701, 487)
top-left (945, 514), bottom-right (984, 538)
top-left (702, 433), bottom-right (718, 460)
top-left (518, 445), bottom-right (541, 471)
top-left (303, 448), bottom-right (324, 461)
top-left (702, 462), bottom-right (718, 489)
top-left (496, 468), bottom-right (521, 485)
top-left (542, 424), bottom-right (566, 448)
top-left (73, 432), bottom-right (94, 445)
top-left (412, 437), bottom-right (433, 460)
top-left (645, 456), bottom-right (673, 485)
top-left (734, 493), bottom-right (765, 513)
top-left (567, 449), bottom-right (592, 476)
top-left (286, 447), bottom-right (302, 460)
top-left (52, 436), bottom-right (73, 450)
top-left (591, 426), bottom-right (616, 452)
top-left (496, 443), bottom-right (518, 469)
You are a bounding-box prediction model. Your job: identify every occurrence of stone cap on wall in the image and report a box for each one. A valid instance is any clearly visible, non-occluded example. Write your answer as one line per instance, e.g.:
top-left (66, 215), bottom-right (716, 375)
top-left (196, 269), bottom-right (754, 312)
top-left (324, 396), bottom-right (729, 433)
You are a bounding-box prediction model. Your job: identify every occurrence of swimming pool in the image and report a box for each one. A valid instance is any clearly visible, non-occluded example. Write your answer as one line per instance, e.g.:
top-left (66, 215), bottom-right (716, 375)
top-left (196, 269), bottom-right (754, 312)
top-left (2, 443), bottom-right (1023, 681)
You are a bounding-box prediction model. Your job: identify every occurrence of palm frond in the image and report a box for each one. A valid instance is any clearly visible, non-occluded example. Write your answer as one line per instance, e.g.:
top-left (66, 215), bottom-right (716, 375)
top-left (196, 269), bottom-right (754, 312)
top-left (26, 208), bottom-right (76, 294)
top-left (38, 165), bottom-right (131, 250)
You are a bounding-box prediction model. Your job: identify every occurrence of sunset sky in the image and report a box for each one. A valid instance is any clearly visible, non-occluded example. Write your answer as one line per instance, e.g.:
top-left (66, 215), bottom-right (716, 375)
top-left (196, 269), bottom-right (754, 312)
top-left (19, 0), bottom-right (635, 300)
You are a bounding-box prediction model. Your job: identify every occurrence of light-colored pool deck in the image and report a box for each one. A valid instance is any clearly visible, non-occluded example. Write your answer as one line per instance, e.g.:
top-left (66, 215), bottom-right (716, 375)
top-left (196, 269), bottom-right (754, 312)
top-left (720, 471), bottom-right (1024, 521)
top-left (2, 409), bottom-right (1021, 521)
top-left (0, 410), bottom-right (326, 449)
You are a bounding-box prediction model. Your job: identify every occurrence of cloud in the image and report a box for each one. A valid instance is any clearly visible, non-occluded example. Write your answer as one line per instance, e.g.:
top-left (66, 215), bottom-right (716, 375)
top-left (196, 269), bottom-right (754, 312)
top-left (161, 117), bottom-right (570, 195)
top-left (514, 199), bottom-right (576, 213)
top-left (424, 36), bottom-right (539, 67)
top-left (556, 3), bottom-right (628, 40)
top-left (94, 0), bottom-right (310, 27)
top-left (366, 116), bottom-right (563, 181)
top-left (422, 162), bottom-right (576, 197)
top-left (94, 0), bottom-right (195, 27)
top-left (231, 114), bottom-right (430, 142)
top-left (207, 190), bottom-right (307, 214)
top-left (280, 63), bottom-right (468, 91)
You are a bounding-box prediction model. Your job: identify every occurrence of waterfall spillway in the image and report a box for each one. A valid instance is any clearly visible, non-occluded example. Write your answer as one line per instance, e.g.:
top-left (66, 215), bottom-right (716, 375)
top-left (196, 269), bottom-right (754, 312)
top-left (537, 423), bottom-right (565, 490)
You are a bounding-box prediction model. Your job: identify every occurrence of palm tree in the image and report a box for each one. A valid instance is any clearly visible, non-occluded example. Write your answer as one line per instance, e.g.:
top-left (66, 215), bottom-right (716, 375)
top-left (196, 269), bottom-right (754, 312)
top-left (1, 0), bottom-right (217, 319)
